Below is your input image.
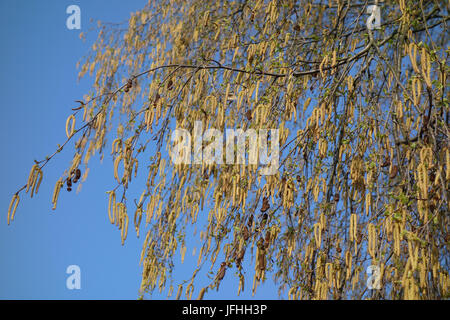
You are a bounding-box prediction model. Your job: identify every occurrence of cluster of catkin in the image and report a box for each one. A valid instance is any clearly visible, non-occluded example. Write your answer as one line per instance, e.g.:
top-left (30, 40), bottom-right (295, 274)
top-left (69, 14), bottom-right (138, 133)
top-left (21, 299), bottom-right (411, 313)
top-left (407, 42), bottom-right (433, 89)
top-left (112, 137), bottom-right (138, 187)
top-left (65, 114), bottom-right (76, 138)
top-left (7, 164), bottom-right (44, 224)
top-left (6, 194), bottom-right (20, 225)
top-left (415, 147), bottom-right (433, 222)
top-left (107, 190), bottom-right (129, 245)
top-left (312, 255), bottom-right (343, 299)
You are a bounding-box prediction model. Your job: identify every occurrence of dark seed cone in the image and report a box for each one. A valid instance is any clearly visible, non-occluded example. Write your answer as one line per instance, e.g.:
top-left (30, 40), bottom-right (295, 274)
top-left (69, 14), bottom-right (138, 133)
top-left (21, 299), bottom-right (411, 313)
top-left (260, 213), bottom-right (268, 229)
top-left (243, 225), bottom-right (250, 241)
top-left (247, 215), bottom-right (253, 228)
top-left (334, 193), bottom-right (340, 202)
top-left (167, 79), bottom-right (173, 90)
top-left (389, 165), bottom-right (398, 179)
top-left (124, 79), bottom-right (133, 92)
top-left (75, 168), bottom-right (81, 180)
top-left (261, 197), bottom-right (270, 213)
top-left (381, 157), bottom-right (390, 168)
top-left (258, 252), bottom-right (266, 271)
top-left (153, 93), bottom-right (160, 107)
top-left (216, 262), bottom-right (226, 281)
top-left (245, 109), bottom-right (252, 121)
top-left (264, 232), bottom-right (271, 249)
top-left (215, 262), bottom-right (227, 291)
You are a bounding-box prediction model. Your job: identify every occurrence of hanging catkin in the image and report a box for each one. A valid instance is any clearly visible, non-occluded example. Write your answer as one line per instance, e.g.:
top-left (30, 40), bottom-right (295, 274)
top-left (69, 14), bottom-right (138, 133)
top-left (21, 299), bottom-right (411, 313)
top-left (134, 207), bottom-right (143, 237)
top-left (7, 194), bottom-right (20, 225)
top-left (52, 178), bottom-right (63, 210)
top-left (31, 168), bottom-right (43, 198)
top-left (114, 155), bottom-right (123, 183)
top-left (368, 223), bottom-right (376, 260)
top-left (393, 223), bottom-right (401, 256)
top-left (345, 250), bottom-right (352, 280)
top-left (314, 223), bottom-right (322, 249)
top-left (120, 210), bottom-right (129, 245)
top-left (65, 114), bottom-right (76, 138)
top-left (197, 287), bottom-right (206, 300)
top-left (107, 191), bottom-right (116, 224)
top-left (350, 213), bottom-right (357, 242)
top-left (420, 47), bottom-right (432, 88)
top-left (26, 164), bottom-right (38, 194)
top-left (175, 284), bottom-right (183, 300)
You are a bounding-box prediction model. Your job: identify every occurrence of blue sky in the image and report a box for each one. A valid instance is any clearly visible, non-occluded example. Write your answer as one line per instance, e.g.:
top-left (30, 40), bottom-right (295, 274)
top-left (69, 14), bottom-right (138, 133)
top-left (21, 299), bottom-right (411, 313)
top-left (0, 0), bottom-right (279, 300)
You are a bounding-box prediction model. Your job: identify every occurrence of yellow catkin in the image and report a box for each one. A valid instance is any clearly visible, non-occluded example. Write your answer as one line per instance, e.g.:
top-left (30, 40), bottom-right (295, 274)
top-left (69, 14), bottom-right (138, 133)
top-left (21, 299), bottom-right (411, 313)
top-left (65, 114), bottom-right (76, 138)
top-left (419, 259), bottom-right (427, 288)
top-left (114, 155), bottom-right (123, 183)
top-left (368, 223), bottom-right (376, 260)
top-left (82, 105), bottom-right (87, 122)
top-left (52, 178), bottom-right (63, 210)
top-left (33, 168), bottom-right (43, 197)
top-left (347, 75), bottom-right (354, 92)
top-left (70, 153), bottom-right (82, 174)
top-left (175, 284), bottom-right (183, 300)
top-left (115, 202), bottom-right (122, 227)
top-left (107, 191), bottom-right (116, 224)
top-left (319, 55), bottom-right (328, 78)
top-left (197, 287), bottom-right (206, 300)
top-left (365, 192), bottom-right (371, 216)
top-left (413, 78), bottom-right (421, 105)
top-left (345, 251), bottom-right (352, 280)
top-left (26, 164), bottom-right (38, 193)
top-left (350, 213), bottom-right (357, 241)
top-left (421, 47), bottom-right (432, 88)
top-left (303, 97), bottom-right (312, 113)
top-left (396, 100), bottom-right (404, 119)
top-left (288, 287), bottom-right (296, 300)
top-left (185, 283), bottom-right (194, 300)
top-left (134, 208), bottom-right (142, 237)
top-left (314, 223), bottom-right (321, 249)
top-left (121, 211), bottom-right (129, 245)
top-left (385, 215), bottom-right (393, 241)
top-left (325, 263), bottom-right (333, 288)
top-left (111, 138), bottom-right (121, 155)
top-left (181, 245), bottom-right (187, 263)
top-left (408, 43), bottom-right (420, 74)
top-left (29, 167), bottom-right (43, 198)
top-left (7, 194), bottom-right (20, 225)
top-left (134, 159), bottom-right (139, 178)
top-left (393, 223), bottom-right (401, 256)
top-left (95, 112), bottom-right (104, 133)
top-left (408, 241), bottom-right (419, 270)
top-left (402, 258), bottom-right (412, 291)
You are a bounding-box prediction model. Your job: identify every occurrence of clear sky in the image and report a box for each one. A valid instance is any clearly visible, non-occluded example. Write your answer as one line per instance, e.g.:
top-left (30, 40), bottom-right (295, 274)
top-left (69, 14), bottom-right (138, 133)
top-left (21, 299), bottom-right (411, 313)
top-left (0, 0), bottom-right (279, 300)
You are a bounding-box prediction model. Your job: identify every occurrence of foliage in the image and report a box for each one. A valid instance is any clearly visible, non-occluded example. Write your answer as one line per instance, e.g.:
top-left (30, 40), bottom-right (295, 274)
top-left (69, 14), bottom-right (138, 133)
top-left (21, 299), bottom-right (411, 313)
top-left (8, 0), bottom-right (450, 299)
